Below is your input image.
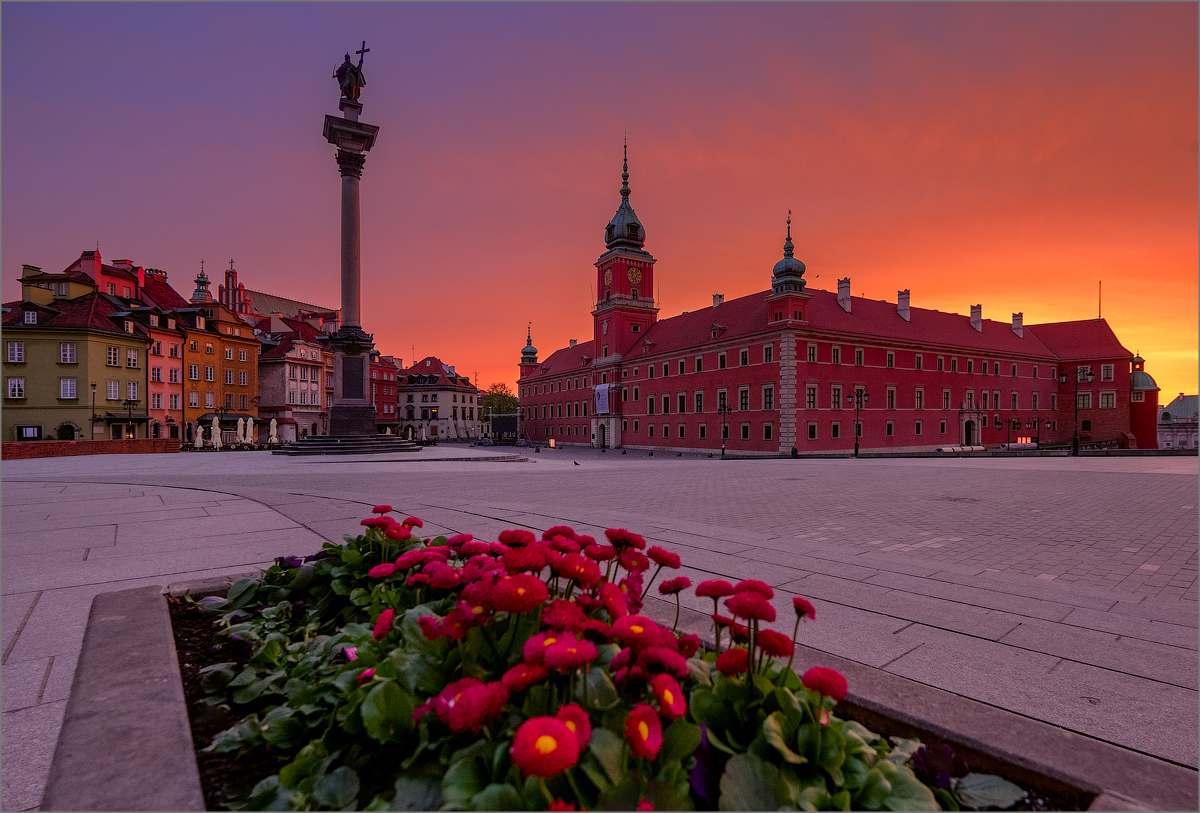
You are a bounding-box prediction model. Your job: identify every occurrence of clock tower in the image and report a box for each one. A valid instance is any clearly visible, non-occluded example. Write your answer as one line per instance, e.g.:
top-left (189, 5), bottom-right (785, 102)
top-left (593, 142), bottom-right (658, 359)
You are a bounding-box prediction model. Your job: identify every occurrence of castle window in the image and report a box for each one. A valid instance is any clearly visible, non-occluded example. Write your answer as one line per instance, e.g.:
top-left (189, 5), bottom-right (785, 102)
top-left (764, 345), bottom-right (773, 363)
top-left (632, 324), bottom-right (639, 333)
top-left (632, 289), bottom-right (638, 299)
top-left (627, 224), bottom-right (639, 238)
top-left (832, 347), bottom-right (841, 364)
top-left (740, 350), bottom-right (749, 366)
top-left (695, 357), bottom-right (703, 372)
top-left (807, 345), bottom-right (816, 363)
top-left (887, 352), bottom-right (895, 369)
top-left (967, 359), bottom-right (973, 373)
top-left (916, 355), bottom-right (923, 371)
top-left (915, 421), bottom-right (922, 435)
top-left (951, 358), bottom-right (958, 372)
top-left (679, 360), bottom-right (686, 375)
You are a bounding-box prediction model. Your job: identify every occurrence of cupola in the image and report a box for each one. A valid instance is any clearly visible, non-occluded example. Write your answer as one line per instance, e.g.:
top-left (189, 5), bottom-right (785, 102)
top-left (520, 325), bottom-right (538, 365)
top-left (604, 141), bottom-right (646, 251)
top-left (190, 261), bottom-right (215, 304)
top-left (771, 214), bottom-right (806, 294)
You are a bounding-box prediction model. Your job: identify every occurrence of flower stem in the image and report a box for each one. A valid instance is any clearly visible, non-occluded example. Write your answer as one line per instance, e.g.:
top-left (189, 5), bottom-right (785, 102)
top-left (672, 594), bottom-right (681, 631)
top-left (641, 564), bottom-right (664, 601)
top-left (784, 615), bottom-right (801, 675)
top-left (537, 777), bottom-right (555, 807)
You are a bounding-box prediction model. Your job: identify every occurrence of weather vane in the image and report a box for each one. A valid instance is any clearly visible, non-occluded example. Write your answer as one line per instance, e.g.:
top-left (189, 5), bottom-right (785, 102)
top-left (335, 41), bottom-right (369, 102)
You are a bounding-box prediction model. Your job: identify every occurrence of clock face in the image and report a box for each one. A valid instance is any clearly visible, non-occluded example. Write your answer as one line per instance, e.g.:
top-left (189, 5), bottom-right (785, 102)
top-left (603, 269), bottom-right (612, 286)
top-left (627, 267), bottom-right (643, 285)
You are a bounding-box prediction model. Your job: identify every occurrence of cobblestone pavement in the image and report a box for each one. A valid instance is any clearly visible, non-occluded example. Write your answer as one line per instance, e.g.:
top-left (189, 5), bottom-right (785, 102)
top-left (2, 449), bottom-right (1196, 809)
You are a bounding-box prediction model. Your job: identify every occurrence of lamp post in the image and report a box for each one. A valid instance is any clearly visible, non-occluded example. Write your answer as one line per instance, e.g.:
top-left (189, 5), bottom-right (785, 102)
top-left (716, 403), bottom-right (732, 458)
top-left (90, 383), bottom-right (97, 440)
top-left (121, 399), bottom-right (139, 439)
top-left (845, 389), bottom-right (869, 457)
top-left (1060, 367), bottom-right (1095, 456)
top-left (1007, 417), bottom-right (1021, 448)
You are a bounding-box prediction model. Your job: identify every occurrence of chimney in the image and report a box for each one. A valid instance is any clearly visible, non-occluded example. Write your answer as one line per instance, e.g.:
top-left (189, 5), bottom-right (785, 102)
top-left (712, 294), bottom-right (724, 308)
top-left (270, 314), bottom-right (288, 333)
top-left (111, 259), bottom-right (134, 270)
top-left (1011, 312), bottom-right (1024, 338)
top-left (897, 289), bottom-right (911, 322)
top-left (970, 304), bottom-right (982, 333)
top-left (569, 339), bottom-right (577, 348)
top-left (837, 278), bottom-right (851, 313)
top-left (21, 264), bottom-right (42, 278)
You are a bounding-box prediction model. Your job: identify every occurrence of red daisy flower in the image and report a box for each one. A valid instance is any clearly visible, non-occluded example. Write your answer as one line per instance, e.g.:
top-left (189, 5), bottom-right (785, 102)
top-left (658, 576), bottom-right (692, 595)
top-left (356, 668), bottom-right (375, 684)
top-left (547, 536), bottom-right (582, 554)
top-left (612, 615), bottom-right (661, 650)
top-left (793, 596), bottom-right (816, 621)
top-left (424, 562), bottom-right (461, 590)
top-left (372, 608), bottom-right (395, 641)
top-left (372, 504), bottom-right (393, 514)
top-left (368, 563), bottom-right (397, 578)
top-left (605, 528), bottom-right (647, 550)
top-left (651, 673), bottom-right (687, 719)
top-left (492, 574), bottom-right (550, 614)
top-left (406, 572), bottom-right (430, 587)
top-left (544, 636), bottom-right (599, 672)
top-left (612, 664), bottom-right (650, 689)
top-left (401, 516), bottom-right (424, 530)
top-left (757, 628), bottom-right (795, 659)
top-left (394, 550), bottom-right (425, 570)
top-left (549, 801), bottom-right (578, 811)
top-left (361, 517), bottom-right (390, 528)
top-left (522, 631), bottom-right (560, 665)
top-left (502, 544), bottom-right (548, 574)
top-left (417, 615), bottom-right (442, 640)
top-left (647, 546), bottom-right (681, 569)
top-left (575, 595), bottom-right (602, 613)
top-left (695, 579), bottom-right (735, 598)
top-left (725, 592), bottom-right (777, 623)
top-left (583, 544), bottom-right (617, 562)
top-left (678, 633), bottom-right (700, 658)
top-left (802, 666), bottom-right (848, 702)
top-left (541, 599), bottom-right (587, 632)
top-left (619, 575), bottom-right (645, 613)
top-left (461, 579), bottom-right (495, 611)
top-left (434, 677), bottom-right (481, 723)
top-left (554, 553), bottom-right (602, 586)
top-left (384, 524), bottom-right (412, 542)
top-left (638, 646), bottom-right (689, 679)
top-left (499, 529), bottom-right (537, 547)
top-left (502, 662), bottom-right (549, 692)
top-left (555, 703), bottom-right (592, 753)
top-left (619, 549), bottom-right (651, 573)
top-left (438, 679), bottom-right (509, 734)
top-left (599, 581), bottom-right (628, 618)
top-left (511, 717), bottom-right (579, 777)
top-left (440, 604), bottom-right (474, 641)
top-left (734, 579), bottom-right (775, 599)
top-left (715, 648), bottom-right (750, 675)
top-left (625, 703), bottom-right (664, 760)
top-left (582, 618), bottom-right (613, 641)
top-left (636, 801), bottom-right (654, 811)
top-left (542, 525), bottom-right (576, 540)
top-left (458, 540), bottom-right (490, 556)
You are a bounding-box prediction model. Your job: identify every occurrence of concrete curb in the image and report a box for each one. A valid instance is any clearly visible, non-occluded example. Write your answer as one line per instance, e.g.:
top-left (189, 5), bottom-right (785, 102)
top-left (42, 585), bottom-right (205, 812)
top-left (639, 594), bottom-right (1198, 812)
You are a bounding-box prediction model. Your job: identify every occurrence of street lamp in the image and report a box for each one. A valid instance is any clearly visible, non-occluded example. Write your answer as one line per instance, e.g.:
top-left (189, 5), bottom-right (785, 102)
top-left (90, 383), bottom-right (97, 440)
top-left (1060, 367), bottom-right (1095, 456)
top-left (121, 399), bottom-right (139, 439)
top-left (716, 403), bottom-right (732, 458)
top-left (1007, 417), bottom-right (1021, 448)
top-left (844, 389), bottom-right (869, 457)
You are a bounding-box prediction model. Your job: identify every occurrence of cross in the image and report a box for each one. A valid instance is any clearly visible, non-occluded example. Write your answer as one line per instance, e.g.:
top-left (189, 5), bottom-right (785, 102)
top-left (356, 41), bottom-right (370, 66)
top-left (229, 259), bottom-right (235, 270)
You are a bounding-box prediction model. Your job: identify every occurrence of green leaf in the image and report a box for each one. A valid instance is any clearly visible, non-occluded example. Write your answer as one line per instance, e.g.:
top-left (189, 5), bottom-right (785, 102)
top-left (442, 756), bottom-right (489, 809)
top-left (393, 651), bottom-right (445, 695)
top-left (874, 760), bottom-right (938, 811)
top-left (934, 787), bottom-right (961, 811)
top-left (660, 718), bottom-right (702, 763)
top-left (361, 680), bottom-right (415, 742)
top-left (349, 587), bottom-right (372, 606)
top-left (578, 752), bottom-right (613, 792)
top-left (242, 775), bottom-right (290, 811)
top-left (579, 665), bottom-right (621, 711)
top-left (390, 776), bottom-right (443, 811)
top-left (885, 736), bottom-right (923, 766)
top-left (260, 707), bottom-right (304, 749)
top-left (703, 726), bottom-right (738, 756)
top-left (588, 727), bottom-right (624, 786)
top-left (471, 783), bottom-right (523, 811)
top-left (313, 766), bottom-right (361, 810)
top-left (688, 687), bottom-right (726, 728)
top-left (225, 577), bottom-right (258, 608)
top-left (330, 578), bottom-right (351, 596)
top-left (841, 755), bottom-right (870, 791)
top-left (763, 712), bottom-right (807, 765)
top-left (687, 656), bottom-right (713, 688)
top-left (232, 678), bottom-right (271, 705)
top-left (952, 773), bottom-right (1026, 810)
top-left (279, 743), bottom-right (326, 789)
top-left (718, 752), bottom-right (781, 811)
top-left (855, 766), bottom-right (892, 811)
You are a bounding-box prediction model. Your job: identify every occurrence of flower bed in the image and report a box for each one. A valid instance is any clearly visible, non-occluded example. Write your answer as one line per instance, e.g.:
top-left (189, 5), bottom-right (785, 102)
top-left (175, 509), bottom-right (1072, 811)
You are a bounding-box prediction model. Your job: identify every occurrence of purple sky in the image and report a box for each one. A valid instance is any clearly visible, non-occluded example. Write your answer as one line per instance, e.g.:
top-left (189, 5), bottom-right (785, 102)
top-left (4, 2), bottom-right (1196, 396)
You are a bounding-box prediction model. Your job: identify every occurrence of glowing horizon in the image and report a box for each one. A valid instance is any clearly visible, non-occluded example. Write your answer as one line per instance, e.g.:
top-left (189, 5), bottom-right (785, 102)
top-left (3, 3), bottom-right (1195, 398)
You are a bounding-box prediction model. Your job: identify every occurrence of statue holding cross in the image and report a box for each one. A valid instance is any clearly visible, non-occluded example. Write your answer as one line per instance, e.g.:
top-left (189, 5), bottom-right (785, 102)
top-left (334, 41), bottom-right (369, 102)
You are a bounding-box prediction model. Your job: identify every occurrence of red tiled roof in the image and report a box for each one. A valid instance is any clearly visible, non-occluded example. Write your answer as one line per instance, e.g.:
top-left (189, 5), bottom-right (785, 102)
top-left (279, 316), bottom-right (327, 343)
top-left (19, 270), bottom-right (96, 286)
top-left (399, 355), bottom-right (474, 388)
top-left (259, 334), bottom-right (295, 360)
top-left (1025, 319), bottom-right (1132, 361)
top-left (1, 293), bottom-right (146, 337)
top-left (102, 264), bottom-right (139, 282)
top-left (141, 277), bottom-right (191, 310)
top-left (531, 340), bottom-right (598, 377)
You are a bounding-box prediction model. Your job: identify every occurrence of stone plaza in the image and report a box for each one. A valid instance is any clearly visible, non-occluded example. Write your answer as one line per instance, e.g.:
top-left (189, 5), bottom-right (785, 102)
top-left (1, 448), bottom-right (1196, 810)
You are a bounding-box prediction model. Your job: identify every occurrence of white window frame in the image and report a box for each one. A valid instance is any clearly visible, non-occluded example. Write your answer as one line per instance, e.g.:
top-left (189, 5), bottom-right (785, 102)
top-left (8, 377), bottom-right (26, 398)
top-left (7, 342), bottom-right (24, 363)
top-left (24, 311), bottom-right (37, 325)
top-left (60, 343), bottom-right (76, 364)
top-left (127, 349), bottom-right (138, 368)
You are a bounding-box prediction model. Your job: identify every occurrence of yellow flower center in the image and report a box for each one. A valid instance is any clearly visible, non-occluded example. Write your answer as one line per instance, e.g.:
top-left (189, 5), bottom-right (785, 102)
top-left (517, 587), bottom-right (526, 596)
top-left (638, 721), bottom-right (650, 740)
top-left (564, 721), bottom-right (577, 733)
top-left (544, 637), bottom-right (557, 647)
top-left (535, 735), bottom-right (558, 755)
top-left (663, 689), bottom-right (674, 705)
top-left (630, 624), bottom-right (644, 634)
top-left (472, 606), bottom-right (484, 615)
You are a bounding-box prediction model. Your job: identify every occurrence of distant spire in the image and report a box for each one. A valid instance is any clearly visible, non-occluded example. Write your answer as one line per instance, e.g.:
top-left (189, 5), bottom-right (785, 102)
top-left (621, 138), bottom-right (630, 201)
top-left (783, 211), bottom-right (795, 258)
top-left (527, 321), bottom-right (532, 345)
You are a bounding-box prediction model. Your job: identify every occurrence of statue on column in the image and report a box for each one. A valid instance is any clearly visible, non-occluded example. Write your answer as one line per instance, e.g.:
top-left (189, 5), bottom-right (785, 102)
top-left (335, 42), bottom-right (369, 101)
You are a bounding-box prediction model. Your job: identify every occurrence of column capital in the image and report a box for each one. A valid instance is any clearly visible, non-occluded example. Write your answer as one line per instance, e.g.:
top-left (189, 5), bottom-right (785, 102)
top-left (336, 150), bottom-right (366, 179)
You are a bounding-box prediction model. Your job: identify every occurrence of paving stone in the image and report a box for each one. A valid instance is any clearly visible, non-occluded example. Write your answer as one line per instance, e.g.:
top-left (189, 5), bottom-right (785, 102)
top-left (864, 571), bottom-right (1075, 622)
top-left (0, 700), bottom-right (67, 812)
top-left (0, 525), bottom-right (118, 556)
top-left (1059, 606), bottom-right (1199, 650)
top-left (1, 658), bottom-right (50, 713)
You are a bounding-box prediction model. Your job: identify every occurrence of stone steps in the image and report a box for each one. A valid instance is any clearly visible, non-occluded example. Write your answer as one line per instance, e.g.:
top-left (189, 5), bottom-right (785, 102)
top-left (271, 435), bottom-right (421, 456)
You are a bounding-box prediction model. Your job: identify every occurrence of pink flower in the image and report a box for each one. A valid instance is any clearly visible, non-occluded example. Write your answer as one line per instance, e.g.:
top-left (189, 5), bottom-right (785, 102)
top-left (499, 528), bottom-right (536, 547)
top-left (638, 646), bottom-right (688, 679)
top-left (619, 549), bottom-right (651, 573)
top-left (417, 615), bottom-right (442, 640)
top-left (368, 563), bottom-right (397, 579)
top-left (401, 516), bottom-right (424, 530)
top-left (356, 668), bottom-right (376, 684)
top-left (696, 579), bottom-right (735, 598)
top-left (678, 634), bottom-right (700, 658)
top-left (612, 615), bottom-right (661, 650)
top-left (658, 576), bottom-right (692, 595)
top-left (715, 648), bottom-right (749, 675)
top-left (492, 574), bottom-right (550, 614)
top-left (583, 544), bottom-right (617, 562)
top-left (343, 646), bottom-right (358, 661)
top-left (651, 673), bottom-right (687, 719)
top-left (542, 525), bottom-right (576, 541)
top-left (636, 801), bottom-right (654, 811)
top-left (793, 596), bottom-right (816, 621)
top-left (372, 504), bottom-right (393, 514)
top-left (502, 663), bottom-right (550, 692)
top-left (599, 582), bottom-right (628, 618)
top-left (725, 591), bottom-right (777, 623)
top-left (757, 629), bottom-right (795, 658)
top-left (541, 599), bottom-right (587, 633)
top-left (802, 666), bottom-right (848, 702)
top-left (556, 703), bottom-right (592, 754)
top-left (625, 703), bottom-right (663, 760)
top-left (395, 550), bottom-right (425, 570)
top-left (523, 631), bottom-right (560, 665)
top-left (544, 636), bottom-right (599, 672)
top-left (446, 533), bottom-right (473, 547)
top-left (373, 608), bottom-right (395, 641)
top-left (384, 524), bottom-right (411, 541)
top-left (361, 517), bottom-right (390, 528)
top-left (605, 528), bottom-right (647, 550)
top-left (647, 546), bottom-right (681, 569)
top-left (734, 579), bottom-right (775, 599)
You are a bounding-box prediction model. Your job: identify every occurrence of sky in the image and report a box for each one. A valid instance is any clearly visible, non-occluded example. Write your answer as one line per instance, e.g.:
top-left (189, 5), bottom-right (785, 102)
top-left (3, 2), bottom-right (1196, 399)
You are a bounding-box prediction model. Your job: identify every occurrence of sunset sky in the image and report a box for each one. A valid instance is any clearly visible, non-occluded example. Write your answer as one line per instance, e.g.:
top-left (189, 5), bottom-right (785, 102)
top-left (3, 3), bottom-right (1196, 398)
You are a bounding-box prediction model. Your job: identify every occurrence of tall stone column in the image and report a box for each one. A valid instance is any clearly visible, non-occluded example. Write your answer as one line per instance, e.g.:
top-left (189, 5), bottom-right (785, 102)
top-left (323, 95), bottom-right (379, 435)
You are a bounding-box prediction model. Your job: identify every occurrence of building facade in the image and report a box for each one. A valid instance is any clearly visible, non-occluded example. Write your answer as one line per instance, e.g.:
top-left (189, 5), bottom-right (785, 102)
top-left (518, 155), bottom-right (1156, 454)
top-left (397, 356), bottom-right (482, 441)
top-left (1158, 393), bottom-right (1198, 450)
top-left (370, 352), bottom-right (401, 433)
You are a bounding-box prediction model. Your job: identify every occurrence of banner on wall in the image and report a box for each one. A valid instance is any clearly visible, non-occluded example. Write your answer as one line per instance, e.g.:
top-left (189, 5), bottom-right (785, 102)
top-left (594, 383), bottom-right (610, 415)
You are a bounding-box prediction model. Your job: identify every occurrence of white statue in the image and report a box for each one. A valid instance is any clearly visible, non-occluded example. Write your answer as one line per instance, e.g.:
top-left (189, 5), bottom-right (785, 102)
top-left (211, 416), bottom-right (222, 450)
top-left (192, 424), bottom-right (203, 449)
top-left (269, 418), bottom-right (279, 445)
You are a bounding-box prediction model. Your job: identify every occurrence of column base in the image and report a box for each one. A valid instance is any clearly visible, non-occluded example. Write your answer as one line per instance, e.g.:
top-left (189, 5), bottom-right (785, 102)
top-left (329, 404), bottom-right (378, 437)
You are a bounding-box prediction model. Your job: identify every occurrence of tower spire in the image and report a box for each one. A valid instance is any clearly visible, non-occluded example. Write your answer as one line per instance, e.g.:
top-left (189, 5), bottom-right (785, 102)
top-left (621, 137), bottom-right (630, 200)
top-left (783, 210), bottom-right (794, 257)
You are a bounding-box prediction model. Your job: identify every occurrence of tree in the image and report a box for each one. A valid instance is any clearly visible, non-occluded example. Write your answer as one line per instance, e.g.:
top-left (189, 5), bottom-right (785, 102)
top-left (480, 382), bottom-right (519, 416)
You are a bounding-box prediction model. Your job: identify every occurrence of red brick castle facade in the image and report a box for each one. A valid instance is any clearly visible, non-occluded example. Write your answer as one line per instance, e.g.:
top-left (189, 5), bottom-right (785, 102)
top-left (518, 150), bottom-right (1158, 454)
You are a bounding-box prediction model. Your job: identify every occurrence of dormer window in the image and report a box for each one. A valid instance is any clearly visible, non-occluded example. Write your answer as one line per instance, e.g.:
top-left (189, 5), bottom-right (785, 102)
top-left (606, 225), bottom-right (614, 240)
top-left (627, 224), bottom-right (639, 238)
top-left (196, 316), bottom-right (205, 329)
top-left (149, 314), bottom-right (159, 327)
top-left (125, 320), bottom-right (135, 333)
top-left (23, 311), bottom-right (36, 325)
